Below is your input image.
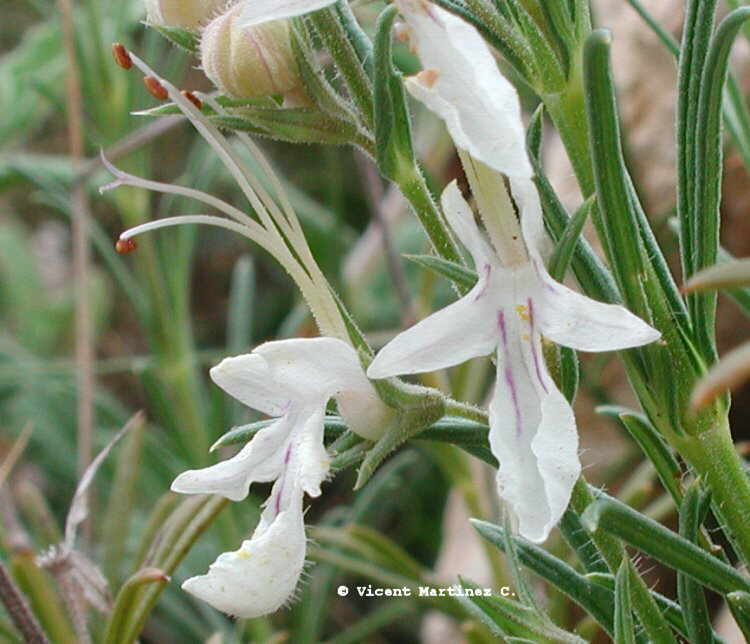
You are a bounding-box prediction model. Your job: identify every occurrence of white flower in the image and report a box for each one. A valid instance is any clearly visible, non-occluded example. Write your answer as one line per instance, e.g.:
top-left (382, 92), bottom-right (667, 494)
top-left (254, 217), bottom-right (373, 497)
top-left (368, 183), bottom-right (659, 542)
top-left (173, 337), bottom-right (393, 618)
top-left (366, 1), bottom-right (661, 543)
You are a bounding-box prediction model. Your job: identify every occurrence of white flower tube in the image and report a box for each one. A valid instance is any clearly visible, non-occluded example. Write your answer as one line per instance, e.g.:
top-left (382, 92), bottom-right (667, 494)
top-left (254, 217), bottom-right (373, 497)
top-left (174, 337), bottom-right (394, 617)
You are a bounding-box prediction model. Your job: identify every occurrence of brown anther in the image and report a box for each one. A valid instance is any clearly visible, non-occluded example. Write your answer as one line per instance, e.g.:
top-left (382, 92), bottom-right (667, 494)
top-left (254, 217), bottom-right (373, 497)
top-left (143, 76), bottom-right (169, 101)
top-left (112, 42), bottom-right (133, 69)
top-left (416, 69), bottom-right (440, 88)
top-left (115, 238), bottom-right (138, 254)
top-left (181, 89), bottom-right (203, 110)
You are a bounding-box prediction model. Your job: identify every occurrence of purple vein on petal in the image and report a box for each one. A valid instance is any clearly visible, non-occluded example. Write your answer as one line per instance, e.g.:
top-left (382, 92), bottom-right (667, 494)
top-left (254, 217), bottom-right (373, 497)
top-left (274, 443), bottom-right (293, 515)
top-left (474, 264), bottom-right (492, 301)
top-left (498, 310), bottom-right (522, 438)
top-left (527, 298), bottom-right (549, 394)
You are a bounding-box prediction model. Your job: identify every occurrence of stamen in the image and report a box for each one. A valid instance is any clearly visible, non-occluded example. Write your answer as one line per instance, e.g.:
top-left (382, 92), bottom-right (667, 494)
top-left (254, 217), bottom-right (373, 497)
top-left (143, 76), bottom-right (168, 101)
top-left (127, 53), bottom-right (275, 227)
top-left (198, 94), bottom-right (304, 243)
top-left (99, 152), bottom-right (262, 233)
top-left (181, 90), bottom-right (203, 110)
top-left (123, 52), bottom-right (349, 342)
top-left (120, 215), bottom-right (264, 244)
top-left (115, 238), bottom-right (138, 254)
top-left (112, 43), bottom-right (133, 69)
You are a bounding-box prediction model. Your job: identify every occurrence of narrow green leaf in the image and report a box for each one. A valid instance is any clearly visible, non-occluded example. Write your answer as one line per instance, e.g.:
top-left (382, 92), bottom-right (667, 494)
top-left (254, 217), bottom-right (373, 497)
top-left (690, 6), bottom-right (750, 358)
top-left (583, 30), bottom-right (660, 321)
top-left (457, 579), bottom-right (585, 643)
top-left (677, 0), bottom-right (718, 282)
top-left (559, 507), bottom-right (608, 574)
top-left (580, 495), bottom-right (750, 595)
top-left (403, 254), bottom-right (478, 290)
top-left (104, 568), bottom-right (169, 644)
top-left (677, 481), bottom-right (714, 644)
top-left (335, 0), bottom-right (374, 77)
top-left (150, 25), bottom-right (200, 53)
top-left (471, 519), bottom-right (615, 636)
top-left (373, 4), bottom-right (415, 180)
top-left (505, 0), bottom-right (566, 91)
top-left (119, 495), bottom-right (228, 643)
top-left (213, 109), bottom-right (367, 146)
top-left (212, 415), bottom-right (493, 469)
top-left (626, 557), bottom-right (679, 644)
top-left (547, 196), bottom-right (594, 282)
top-left (615, 561), bottom-right (636, 644)
top-left (212, 417), bottom-right (345, 451)
top-left (102, 412), bottom-right (147, 584)
top-left (615, 408), bottom-right (683, 504)
top-left (307, 6), bottom-right (374, 128)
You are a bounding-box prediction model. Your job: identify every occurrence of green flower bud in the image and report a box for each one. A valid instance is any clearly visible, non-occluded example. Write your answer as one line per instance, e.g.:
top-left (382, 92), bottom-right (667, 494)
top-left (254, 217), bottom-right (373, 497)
top-left (201, 5), bottom-right (302, 99)
top-left (145, 0), bottom-right (228, 30)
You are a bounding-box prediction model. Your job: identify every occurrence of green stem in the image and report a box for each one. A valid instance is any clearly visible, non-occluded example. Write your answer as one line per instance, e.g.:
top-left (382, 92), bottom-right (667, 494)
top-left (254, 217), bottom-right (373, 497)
top-left (570, 479), bottom-right (676, 642)
top-left (396, 165), bottom-right (464, 272)
top-left (544, 60), bottom-right (595, 196)
top-left (310, 6), bottom-right (374, 130)
top-left (674, 420), bottom-right (750, 565)
top-left (444, 398), bottom-right (488, 424)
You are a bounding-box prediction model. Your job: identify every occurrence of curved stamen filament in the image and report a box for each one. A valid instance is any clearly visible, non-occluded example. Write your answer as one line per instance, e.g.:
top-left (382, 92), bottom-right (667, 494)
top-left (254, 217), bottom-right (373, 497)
top-left (100, 152), bottom-right (264, 235)
top-left (114, 50), bottom-right (349, 341)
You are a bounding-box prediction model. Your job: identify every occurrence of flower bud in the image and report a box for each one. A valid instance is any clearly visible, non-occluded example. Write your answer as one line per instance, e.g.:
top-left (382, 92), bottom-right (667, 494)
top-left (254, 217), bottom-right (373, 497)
top-left (201, 5), bottom-right (301, 99)
top-left (145, 0), bottom-right (228, 29)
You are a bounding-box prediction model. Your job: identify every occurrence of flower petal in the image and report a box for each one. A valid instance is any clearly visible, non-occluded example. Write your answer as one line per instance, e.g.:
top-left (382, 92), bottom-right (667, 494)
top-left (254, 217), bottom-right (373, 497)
top-left (440, 180), bottom-right (496, 269)
top-left (535, 269), bottom-right (661, 352)
top-left (256, 337), bottom-right (373, 401)
top-left (512, 177), bottom-right (552, 262)
top-left (182, 491), bottom-right (306, 618)
top-left (240, 0), bottom-right (336, 27)
top-left (490, 308), bottom-right (580, 543)
top-left (398, 0), bottom-right (531, 180)
top-left (367, 280), bottom-right (498, 379)
top-left (292, 405), bottom-right (330, 497)
top-left (171, 415), bottom-right (293, 501)
top-left (210, 354), bottom-right (290, 416)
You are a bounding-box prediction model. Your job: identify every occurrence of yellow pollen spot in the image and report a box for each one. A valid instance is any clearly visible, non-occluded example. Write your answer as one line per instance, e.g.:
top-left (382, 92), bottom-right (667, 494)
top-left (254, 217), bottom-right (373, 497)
top-left (416, 68), bottom-right (440, 88)
top-left (236, 550), bottom-right (251, 560)
top-left (515, 304), bottom-right (530, 322)
top-left (522, 333), bottom-right (530, 342)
